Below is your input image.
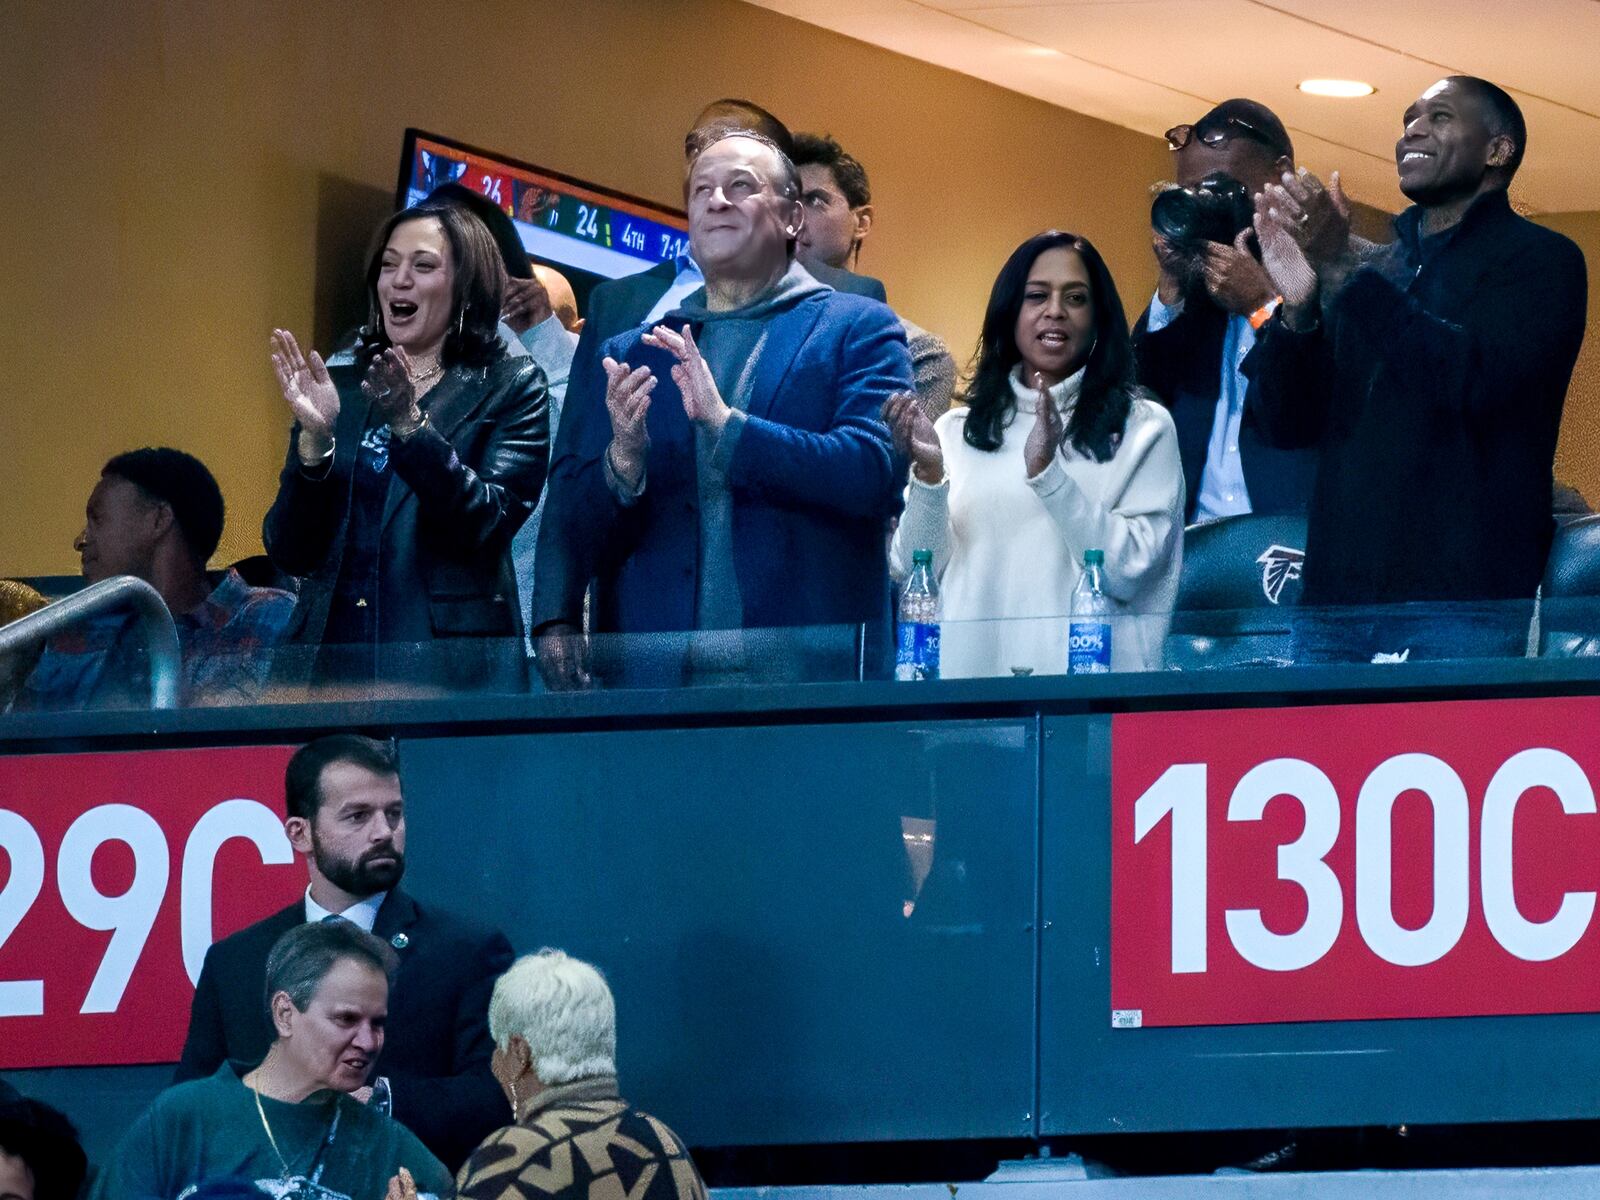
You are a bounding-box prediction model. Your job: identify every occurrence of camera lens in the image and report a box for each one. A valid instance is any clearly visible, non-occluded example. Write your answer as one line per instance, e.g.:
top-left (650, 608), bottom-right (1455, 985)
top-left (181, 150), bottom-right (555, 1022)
top-left (1151, 189), bottom-right (1203, 245)
top-left (1150, 174), bottom-right (1254, 247)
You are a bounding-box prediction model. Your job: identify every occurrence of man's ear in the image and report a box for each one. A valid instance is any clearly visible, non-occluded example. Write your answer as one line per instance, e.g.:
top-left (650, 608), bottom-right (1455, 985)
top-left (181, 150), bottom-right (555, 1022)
top-left (784, 200), bottom-right (805, 238)
top-left (852, 204), bottom-right (875, 250)
top-left (270, 990), bottom-right (297, 1038)
top-left (147, 499), bottom-right (177, 546)
top-left (285, 815), bottom-right (314, 857)
top-left (1487, 134), bottom-right (1516, 170)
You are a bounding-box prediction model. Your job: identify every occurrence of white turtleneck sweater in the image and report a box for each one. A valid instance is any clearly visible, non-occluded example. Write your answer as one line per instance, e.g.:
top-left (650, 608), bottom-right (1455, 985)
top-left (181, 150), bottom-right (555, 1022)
top-left (890, 366), bottom-right (1185, 676)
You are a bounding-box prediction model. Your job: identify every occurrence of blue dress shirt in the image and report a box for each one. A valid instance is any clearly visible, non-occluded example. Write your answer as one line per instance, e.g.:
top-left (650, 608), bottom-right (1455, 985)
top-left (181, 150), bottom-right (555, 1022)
top-left (1147, 292), bottom-right (1255, 521)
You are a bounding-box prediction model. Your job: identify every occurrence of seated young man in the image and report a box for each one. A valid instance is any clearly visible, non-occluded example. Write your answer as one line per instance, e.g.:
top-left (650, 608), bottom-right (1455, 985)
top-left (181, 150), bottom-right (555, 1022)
top-left (15, 448), bottom-right (295, 709)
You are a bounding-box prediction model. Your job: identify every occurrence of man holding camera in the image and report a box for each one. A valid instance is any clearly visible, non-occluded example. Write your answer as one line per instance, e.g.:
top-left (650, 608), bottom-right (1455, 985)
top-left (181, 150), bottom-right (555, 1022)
top-left (1133, 99), bottom-right (1316, 523)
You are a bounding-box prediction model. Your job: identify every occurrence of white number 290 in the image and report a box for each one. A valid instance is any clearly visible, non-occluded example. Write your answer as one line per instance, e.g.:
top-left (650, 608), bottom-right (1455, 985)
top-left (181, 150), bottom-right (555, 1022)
top-left (0, 801), bottom-right (291, 1017)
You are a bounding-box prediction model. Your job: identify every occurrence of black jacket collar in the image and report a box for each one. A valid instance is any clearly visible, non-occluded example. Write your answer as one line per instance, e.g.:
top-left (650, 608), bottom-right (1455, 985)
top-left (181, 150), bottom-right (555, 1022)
top-left (1393, 186), bottom-right (1513, 259)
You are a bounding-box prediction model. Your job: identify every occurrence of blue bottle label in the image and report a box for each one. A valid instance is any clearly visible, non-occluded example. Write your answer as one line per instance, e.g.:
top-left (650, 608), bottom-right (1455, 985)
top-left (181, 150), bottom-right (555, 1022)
top-left (895, 621), bottom-right (941, 681)
top-left (1068, 619), bottom-right (1112, 675)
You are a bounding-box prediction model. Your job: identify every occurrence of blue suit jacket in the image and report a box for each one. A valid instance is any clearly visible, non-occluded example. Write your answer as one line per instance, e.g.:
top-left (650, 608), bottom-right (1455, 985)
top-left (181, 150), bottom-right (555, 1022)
top-left (533, 287), bottom-right (911, 650)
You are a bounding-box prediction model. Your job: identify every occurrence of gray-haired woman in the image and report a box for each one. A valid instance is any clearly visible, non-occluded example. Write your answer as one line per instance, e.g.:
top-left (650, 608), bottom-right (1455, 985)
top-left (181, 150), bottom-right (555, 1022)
top-left (453, 950), bottom-right (707, 1200)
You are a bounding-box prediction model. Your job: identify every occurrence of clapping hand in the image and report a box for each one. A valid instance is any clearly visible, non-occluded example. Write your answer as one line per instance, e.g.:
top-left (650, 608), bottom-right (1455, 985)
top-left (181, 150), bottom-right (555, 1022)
top-left (385, 1166), bottom-right (419, 1200)
top-left (1262, 168), bottom-right (1352, 270)
top-left (362, 347), bottom-right (424, 433)
top-left (1252, 195), bottom-right (1318, 327)
top-left (602, 356), bottom-right (656, 488)
top-left (882, 392), bottom-right (944, 484)
top-left (642, 324), bottom-right (730, 434)
top-left (1023, 372), bottom-right (1065, 479)
top-left (270, 330), bottom-right (340, 458)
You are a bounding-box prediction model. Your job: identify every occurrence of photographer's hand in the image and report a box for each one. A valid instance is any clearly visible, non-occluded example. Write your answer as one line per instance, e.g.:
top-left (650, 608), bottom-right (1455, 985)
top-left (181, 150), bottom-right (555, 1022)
top-left (1152, 233), bottom-right (1188, 306)
top-left (1200, 228), bottom-right (1277, 317)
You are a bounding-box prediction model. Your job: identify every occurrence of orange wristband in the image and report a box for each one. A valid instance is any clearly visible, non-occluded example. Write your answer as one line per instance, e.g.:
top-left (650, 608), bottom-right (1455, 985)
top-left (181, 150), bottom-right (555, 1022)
top-left (1249, 297), bottom-right (1283, 330)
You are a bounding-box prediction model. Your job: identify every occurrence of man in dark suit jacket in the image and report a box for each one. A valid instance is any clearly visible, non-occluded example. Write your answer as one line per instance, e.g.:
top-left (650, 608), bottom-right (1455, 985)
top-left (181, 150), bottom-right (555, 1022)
top-left (1247, 76), bottom-right (1586, 658)
top-left (531, 131), bottom-right (909, 686)
top-left (1133, 99), bottom-right (1317, 523)
top-left (176, 734), bottom-right (514, 1169)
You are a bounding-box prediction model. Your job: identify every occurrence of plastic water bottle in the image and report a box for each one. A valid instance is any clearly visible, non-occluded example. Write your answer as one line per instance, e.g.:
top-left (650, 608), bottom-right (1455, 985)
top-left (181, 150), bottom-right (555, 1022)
top-left (896, 549), bottom-right (941, 681)
top-left (1068, 549), bottom-right (1113, 675)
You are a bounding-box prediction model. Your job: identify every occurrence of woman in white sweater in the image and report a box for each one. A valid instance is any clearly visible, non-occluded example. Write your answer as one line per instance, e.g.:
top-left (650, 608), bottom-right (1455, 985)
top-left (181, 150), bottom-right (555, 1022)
top-left (885, 231), bottom-right (1184, 676)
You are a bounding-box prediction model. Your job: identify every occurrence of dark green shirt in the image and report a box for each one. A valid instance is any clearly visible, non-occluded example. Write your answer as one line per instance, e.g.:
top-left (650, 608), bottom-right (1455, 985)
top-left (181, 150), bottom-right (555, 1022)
top-left (90, 1063), bottom-right (453, 1200)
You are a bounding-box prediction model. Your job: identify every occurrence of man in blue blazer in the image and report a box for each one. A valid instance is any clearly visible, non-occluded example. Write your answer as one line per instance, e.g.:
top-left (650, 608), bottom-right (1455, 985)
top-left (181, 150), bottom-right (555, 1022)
top-left (531, 130), bottom-right (911, 685)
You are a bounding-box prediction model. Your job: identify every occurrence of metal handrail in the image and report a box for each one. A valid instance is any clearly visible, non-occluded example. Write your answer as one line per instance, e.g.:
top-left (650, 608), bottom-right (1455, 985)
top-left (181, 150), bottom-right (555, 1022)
top-left (0, 576), bottom-right (181, 709)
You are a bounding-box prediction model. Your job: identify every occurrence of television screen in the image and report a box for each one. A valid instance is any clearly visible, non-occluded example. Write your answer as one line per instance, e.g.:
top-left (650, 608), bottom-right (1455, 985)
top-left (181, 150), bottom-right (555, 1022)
top-left (397, 129), bottom-right (688, 314)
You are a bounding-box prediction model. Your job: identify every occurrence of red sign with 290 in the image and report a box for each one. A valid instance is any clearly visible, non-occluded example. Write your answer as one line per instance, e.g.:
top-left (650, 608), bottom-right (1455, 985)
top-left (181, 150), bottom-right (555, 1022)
top-left (1111, 698), bottom-right (1600, 1028)
top-left (0, 747), bottom-right (304, 1066)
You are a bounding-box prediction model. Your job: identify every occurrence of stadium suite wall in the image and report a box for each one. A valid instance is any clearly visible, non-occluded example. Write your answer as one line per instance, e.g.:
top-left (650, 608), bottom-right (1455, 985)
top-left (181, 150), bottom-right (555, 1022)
top-left (4, 0), bottom-right (1598, 576)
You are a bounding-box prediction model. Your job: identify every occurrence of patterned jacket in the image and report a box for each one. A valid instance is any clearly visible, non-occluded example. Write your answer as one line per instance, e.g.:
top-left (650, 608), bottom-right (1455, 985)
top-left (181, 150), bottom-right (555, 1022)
top-left (455, 1077), bottom-right (707, 1200)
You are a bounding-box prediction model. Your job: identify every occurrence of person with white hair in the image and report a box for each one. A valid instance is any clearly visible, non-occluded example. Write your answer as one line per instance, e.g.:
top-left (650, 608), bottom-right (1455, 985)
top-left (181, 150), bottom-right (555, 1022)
top-left (453, 950), bottom-right (708, 1200)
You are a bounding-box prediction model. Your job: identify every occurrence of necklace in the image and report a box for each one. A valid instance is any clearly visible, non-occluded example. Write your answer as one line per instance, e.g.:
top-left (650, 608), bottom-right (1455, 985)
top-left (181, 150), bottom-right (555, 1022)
top-left (249, 1060), bottom-right (340, 1183)
top-left (252, 1073), bottom-right (292, 1177)
top-left (407, 351), bottom-right (444, 385)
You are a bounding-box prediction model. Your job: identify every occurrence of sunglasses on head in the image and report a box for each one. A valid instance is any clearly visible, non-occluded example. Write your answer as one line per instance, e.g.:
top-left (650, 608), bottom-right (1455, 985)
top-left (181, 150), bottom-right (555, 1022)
top-left (1165, 115), bottom-right (1277, 153)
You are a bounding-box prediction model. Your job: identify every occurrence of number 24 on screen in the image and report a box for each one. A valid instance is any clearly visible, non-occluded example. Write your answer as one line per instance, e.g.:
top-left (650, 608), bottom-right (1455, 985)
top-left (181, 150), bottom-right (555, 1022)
top-left (1135, 748), bottom-right (1598, 974)
top-left (0, 800), bottom-right (291, 1018)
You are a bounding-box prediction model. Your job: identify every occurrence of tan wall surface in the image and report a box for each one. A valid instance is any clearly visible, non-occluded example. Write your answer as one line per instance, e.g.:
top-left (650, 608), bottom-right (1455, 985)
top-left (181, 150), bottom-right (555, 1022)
top-left (1, 0), bottom-right (1170, 575)
top-left (1537, 212), bottom-right (1600, 507)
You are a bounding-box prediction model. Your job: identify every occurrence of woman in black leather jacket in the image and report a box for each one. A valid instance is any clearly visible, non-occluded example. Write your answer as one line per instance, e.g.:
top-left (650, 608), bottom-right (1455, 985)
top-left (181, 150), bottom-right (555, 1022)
top-left (264, 202), bottom-right (549, 691)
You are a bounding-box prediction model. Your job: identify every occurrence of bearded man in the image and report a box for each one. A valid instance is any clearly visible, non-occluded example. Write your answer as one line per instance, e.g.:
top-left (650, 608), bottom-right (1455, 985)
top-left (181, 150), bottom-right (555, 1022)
top-left (176, 734), bottom-right (513, 1170)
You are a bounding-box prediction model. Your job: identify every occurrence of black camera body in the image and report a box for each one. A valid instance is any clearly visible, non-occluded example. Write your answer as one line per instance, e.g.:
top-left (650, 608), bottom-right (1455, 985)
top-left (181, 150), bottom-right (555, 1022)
top-left (1151, 172), bottom-right (1254, 248)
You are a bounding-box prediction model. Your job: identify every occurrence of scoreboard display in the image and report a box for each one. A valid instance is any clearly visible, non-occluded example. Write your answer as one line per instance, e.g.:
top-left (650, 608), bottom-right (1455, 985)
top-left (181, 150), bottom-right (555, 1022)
top-left (398, 129), bottom-right (689, 286)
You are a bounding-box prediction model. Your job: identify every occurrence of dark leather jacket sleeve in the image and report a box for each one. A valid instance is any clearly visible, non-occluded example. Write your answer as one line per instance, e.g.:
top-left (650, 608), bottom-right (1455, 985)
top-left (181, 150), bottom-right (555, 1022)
top-left (263, 425), bottom-right (348, 579)
top-left (389, 358), bottom-right (550, 555)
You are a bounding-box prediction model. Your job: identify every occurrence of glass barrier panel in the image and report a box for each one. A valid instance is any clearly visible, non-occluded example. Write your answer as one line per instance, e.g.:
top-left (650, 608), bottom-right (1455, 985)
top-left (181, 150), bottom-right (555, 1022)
top-left (4, 595), bottom-right (1596, 716)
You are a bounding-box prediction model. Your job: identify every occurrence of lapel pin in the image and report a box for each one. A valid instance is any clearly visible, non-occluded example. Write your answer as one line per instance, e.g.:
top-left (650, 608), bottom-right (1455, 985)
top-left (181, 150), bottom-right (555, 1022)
top-left (391, 932), bottom-right (410, 950)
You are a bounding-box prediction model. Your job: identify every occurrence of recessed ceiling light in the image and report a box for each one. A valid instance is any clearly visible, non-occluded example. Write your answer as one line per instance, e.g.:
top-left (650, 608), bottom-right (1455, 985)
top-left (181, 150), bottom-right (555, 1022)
top-left (1023, 45), bottom-right (1063, 57)
top-left (1299, 78), bottom-right (1376, 98)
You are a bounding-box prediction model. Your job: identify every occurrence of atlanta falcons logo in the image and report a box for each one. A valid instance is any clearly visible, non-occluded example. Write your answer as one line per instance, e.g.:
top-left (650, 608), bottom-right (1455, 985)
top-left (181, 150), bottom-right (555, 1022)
top-left (1256, 544), bottom-right (1306, 605)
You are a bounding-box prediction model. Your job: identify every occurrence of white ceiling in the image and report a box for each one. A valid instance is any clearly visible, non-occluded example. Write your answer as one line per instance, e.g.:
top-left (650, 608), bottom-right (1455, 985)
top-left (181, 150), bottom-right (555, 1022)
top-left (741, 0), bottom-right (1600, 214)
